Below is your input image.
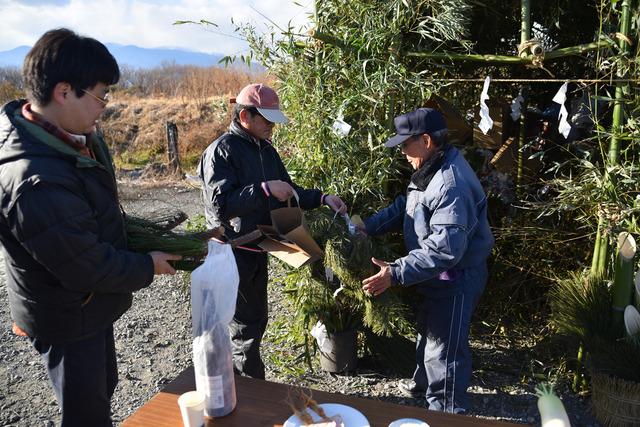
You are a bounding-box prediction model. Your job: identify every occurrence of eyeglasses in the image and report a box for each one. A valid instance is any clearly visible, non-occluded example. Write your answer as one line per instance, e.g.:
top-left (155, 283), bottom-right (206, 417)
top-left (82, 89), bottom-right (110, 107)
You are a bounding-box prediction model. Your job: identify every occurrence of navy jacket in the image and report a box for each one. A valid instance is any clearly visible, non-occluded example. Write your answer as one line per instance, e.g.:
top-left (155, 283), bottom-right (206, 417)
top-left (0, 100), bottom-right (154, 343)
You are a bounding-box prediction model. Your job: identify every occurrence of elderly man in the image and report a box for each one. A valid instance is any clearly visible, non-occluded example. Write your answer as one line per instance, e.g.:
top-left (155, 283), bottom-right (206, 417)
top-left (0, 29), bottom-right (180, 426)
top-left (360, 108), bottom-right (493, 414)
top-left (198, 83), bottom-right (346, 379)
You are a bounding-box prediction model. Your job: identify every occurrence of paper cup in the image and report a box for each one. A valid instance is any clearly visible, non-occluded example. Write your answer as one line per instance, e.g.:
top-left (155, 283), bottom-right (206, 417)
top-left (178, 391), bottom-right (206, 427)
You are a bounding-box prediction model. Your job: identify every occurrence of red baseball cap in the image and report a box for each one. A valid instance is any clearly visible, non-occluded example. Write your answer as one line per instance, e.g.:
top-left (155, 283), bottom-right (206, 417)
top-left (234, 83), bottom-right (289, 124)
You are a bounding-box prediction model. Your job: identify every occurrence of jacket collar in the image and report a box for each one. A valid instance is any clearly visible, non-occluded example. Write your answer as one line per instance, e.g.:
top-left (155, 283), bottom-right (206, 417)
top-left (410, 144), bottom-right (451, 191)
top-left (229, 120), bottom-right (272, 148)
top-left (2, 100), bottom-right (107, 171)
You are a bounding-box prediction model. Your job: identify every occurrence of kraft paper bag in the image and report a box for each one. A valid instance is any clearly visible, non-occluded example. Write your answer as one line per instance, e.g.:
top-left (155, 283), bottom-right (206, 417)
top-left (264, 190), bottom-right (323, 267)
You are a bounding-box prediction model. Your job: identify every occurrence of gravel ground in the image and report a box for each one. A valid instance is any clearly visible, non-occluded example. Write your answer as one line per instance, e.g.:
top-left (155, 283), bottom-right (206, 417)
top-left (0, 181), bottom-right (601, 426)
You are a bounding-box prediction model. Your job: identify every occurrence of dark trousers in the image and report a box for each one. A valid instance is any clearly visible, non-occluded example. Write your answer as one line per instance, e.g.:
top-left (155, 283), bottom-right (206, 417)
top-left (412, 266), bottom-right (487, 414)
top-left (229, 249), bottom-right (269, 379)
top-left (31, 326), bottom-right (118, 427)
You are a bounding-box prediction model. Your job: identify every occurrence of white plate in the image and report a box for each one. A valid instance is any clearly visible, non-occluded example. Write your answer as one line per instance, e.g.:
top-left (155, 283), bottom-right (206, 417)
top-left (388, 418), bottom-right (430, 427)
top-left (283, 403), bottom-right (370, 427)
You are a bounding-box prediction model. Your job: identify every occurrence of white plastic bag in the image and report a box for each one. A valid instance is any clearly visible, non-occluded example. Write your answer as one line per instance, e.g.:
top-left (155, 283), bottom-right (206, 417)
top-left (311, 321), bottom-right (333, 353)
top-left (191, 240), bottom-right (239, 417)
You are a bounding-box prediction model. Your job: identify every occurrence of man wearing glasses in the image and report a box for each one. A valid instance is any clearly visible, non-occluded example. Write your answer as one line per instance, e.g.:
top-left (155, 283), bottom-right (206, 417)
top-left (0, 28), bottom-right (180, 426)
top-left (198, 83), bottom-right (347, 379)
top-left (359, 108), bottom-right (494, 414)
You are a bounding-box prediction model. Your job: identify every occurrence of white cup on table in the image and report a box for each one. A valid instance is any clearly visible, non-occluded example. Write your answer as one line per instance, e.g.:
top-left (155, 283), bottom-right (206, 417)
top-left (178, 390), bottom-right (206, 427)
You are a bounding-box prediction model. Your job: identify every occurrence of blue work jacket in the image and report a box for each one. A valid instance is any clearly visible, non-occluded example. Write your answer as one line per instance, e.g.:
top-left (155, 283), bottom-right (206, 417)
top-left (364, 146), bottom-right (494, 297)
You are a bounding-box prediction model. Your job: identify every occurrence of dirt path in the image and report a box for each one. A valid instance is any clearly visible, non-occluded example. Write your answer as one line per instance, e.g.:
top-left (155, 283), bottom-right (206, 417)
top-left (0, 181), bottom-right (600, 426)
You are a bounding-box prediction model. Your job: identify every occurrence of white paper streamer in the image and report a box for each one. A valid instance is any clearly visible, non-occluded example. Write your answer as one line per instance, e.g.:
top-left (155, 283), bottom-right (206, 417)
top-left (552, 82), bottom-right (572, 139)
top-left (478, 76), bottom-right (493, 134)
top-left (325, 266), bottom-right (334, 282)
top-left (510, 93), bottom-right (525, 121)
top-left (332, 116), bottom-right (352, 138)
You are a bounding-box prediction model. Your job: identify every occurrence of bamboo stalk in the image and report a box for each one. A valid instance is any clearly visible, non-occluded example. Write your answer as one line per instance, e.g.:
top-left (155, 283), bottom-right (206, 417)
top-left (406, 40), bottom-right (613, 64)
top-left (591, 218), bottom-right (603, 275)
top-left (597, 226), bottom-right (608, 275)
top-left (612, 232), bottom-right (637, 336)
top-left (520, 0), bottom-right (531, 53)
top-left (608, 0), bottom-right (632, 165)
top-left (515, 1), bottom-right (530, 196)
top-left (308, 29), bottom-right (614, 65)
top-left (572, 343), bottom-right (584, 392)
top-left (516, 87), bottom-right (528, 198)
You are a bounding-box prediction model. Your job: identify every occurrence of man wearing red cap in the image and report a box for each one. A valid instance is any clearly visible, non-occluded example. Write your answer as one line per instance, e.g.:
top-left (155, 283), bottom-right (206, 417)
top-left (198, 83), bottom-right (347, 378)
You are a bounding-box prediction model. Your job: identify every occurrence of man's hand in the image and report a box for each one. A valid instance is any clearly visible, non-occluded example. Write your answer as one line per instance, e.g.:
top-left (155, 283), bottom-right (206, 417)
top-left (149, 251), bottom-right (182, 275)
top-left (324, 194), bottom-right (347, 214)
top-left (266, 180), bottom-right (294, 202)
top-left (362, 257), bottom-right (393, 296)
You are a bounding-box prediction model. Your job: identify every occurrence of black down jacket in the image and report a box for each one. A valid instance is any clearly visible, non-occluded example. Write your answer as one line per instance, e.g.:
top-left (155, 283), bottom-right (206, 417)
top-left (0, 100), bottom-right (154, 344)
top-left (198, 122), bottom-right (322, 240)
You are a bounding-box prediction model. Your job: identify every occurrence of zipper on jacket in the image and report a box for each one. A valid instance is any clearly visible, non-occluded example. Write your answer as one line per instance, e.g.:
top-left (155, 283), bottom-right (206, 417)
top-left (258, 142), bottom-right (271, 211)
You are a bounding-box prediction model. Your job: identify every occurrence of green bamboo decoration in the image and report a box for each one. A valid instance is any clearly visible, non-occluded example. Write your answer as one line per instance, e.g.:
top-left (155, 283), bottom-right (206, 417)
top-left (612, 232), bottom-right (637, 336)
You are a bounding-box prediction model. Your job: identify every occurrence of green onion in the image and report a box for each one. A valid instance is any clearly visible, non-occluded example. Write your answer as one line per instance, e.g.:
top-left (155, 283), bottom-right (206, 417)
top-left (535, 383), bottom-right (571, 427)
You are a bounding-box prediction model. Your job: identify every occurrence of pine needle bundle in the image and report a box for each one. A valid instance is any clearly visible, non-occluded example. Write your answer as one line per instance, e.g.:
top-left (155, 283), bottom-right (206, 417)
top-left (124, 212), bottom-right (222, 271)
top-left (549, 271), bottom-right (613, 345)
top-left (550, 271), bottom-right (640, 383)
top-left (298, 209), bottom-right (414, 337)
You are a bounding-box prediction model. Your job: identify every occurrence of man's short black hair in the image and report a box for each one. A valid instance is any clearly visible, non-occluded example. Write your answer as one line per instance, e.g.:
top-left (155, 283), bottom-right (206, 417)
top-left (232, 103), bottom-right (259, 123)
top-left (23, 28), bottom-right (120, 105)
top-left (429, 129), bottom-right (449, 148)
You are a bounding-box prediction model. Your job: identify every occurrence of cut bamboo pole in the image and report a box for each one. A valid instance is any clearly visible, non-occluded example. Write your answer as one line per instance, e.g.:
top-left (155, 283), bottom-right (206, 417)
top-left (612, 232), bottom-right (637, 335)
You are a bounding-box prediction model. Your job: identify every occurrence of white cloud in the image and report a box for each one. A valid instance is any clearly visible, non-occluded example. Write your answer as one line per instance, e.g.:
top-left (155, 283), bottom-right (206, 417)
top-left (0, 0), bottom-right (314, 54)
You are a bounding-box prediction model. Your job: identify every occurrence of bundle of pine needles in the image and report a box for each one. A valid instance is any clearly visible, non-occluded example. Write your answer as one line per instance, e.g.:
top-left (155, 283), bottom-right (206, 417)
top-left (550, 271), bottom-right (640, 382)
top-left (124, 211), bottom-right (222, 271)
top-left (282, 209), bottom-right (415, 371)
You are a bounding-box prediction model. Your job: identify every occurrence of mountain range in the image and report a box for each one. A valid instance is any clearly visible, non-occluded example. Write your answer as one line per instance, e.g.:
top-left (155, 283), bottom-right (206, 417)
top-left (0, 43), bottom-right (229, 69)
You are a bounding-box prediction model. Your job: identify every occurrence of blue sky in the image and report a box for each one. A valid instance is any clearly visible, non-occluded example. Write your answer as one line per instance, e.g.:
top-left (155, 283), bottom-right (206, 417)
top-left (0, 0), bottom-right (314, 54)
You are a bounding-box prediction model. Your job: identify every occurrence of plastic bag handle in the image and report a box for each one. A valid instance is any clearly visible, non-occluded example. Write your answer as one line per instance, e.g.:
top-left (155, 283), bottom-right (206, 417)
top-left (286, 189), bottom-right (300, 208)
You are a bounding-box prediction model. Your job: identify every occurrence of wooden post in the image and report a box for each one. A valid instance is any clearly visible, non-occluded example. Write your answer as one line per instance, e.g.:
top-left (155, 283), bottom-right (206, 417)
top-left (166, 121), bottom-right (181, 175)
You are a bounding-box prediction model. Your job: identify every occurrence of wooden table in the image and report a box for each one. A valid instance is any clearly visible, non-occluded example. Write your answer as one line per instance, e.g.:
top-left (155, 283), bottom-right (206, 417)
top-left (122, 367), bottom-right (523, 427)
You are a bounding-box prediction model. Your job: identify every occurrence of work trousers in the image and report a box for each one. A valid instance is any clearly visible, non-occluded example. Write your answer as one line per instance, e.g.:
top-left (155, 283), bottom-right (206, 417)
top-left (31, 326), bottom-right (118, 427)
top-left (412, 265), bottom-right (487, 414)
top-left (228, 249), bottom-right (269, 379)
